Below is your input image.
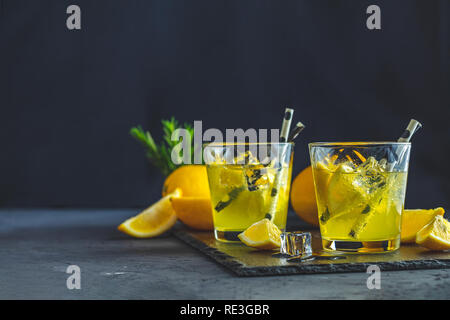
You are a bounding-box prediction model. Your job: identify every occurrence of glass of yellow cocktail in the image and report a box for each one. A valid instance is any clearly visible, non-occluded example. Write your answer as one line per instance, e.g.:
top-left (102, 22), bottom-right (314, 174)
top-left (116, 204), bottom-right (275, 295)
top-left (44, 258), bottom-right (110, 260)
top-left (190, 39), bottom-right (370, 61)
top-left (204, 142), bottom-right (294, 242)
top-left (309, 142), bottom-right (411, 253)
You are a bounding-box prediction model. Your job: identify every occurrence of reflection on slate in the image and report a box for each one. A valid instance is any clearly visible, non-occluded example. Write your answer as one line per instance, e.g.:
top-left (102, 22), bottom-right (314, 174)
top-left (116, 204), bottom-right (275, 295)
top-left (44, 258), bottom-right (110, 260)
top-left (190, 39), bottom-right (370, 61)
top-left (173, 227), bottom-right (450, 277)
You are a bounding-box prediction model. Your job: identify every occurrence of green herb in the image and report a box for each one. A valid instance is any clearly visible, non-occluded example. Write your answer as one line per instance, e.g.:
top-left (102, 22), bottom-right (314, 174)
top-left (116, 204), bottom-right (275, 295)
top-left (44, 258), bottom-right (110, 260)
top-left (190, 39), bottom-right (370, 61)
top-left (130, 117), bottom-right (195, 176)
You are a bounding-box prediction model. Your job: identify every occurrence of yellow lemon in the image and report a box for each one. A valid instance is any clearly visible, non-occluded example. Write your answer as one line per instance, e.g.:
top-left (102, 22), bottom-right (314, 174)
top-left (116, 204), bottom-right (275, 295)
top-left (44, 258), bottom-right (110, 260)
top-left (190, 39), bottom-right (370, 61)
top-left (162, 165), bottom-right (210, 198)
top-left (290, 166), bottom-right (320, 226)
top-left (401, 207), bottom-right (445, 243)
top-left (171, 197), bottom-right (214, 230)
top-left (118, 189), bottom-right (181, 238)
top-left (416, 215), bottom-right (450, 251)
top-left (238, 218), bottom-right (282, 250)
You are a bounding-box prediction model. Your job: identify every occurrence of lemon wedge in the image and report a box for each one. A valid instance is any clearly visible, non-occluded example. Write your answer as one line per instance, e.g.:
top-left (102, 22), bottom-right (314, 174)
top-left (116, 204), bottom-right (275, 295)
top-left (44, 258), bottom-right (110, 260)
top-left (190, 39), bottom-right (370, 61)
top-left (118, 189), bottom-right (181, 238)
top-left (416, 215), bottom-right (450, 251)
top-left (238, 218), bottom-right (281, 250)
top-left (326, 163), bottom-right (367, 220)
top-left (401, 207), bottom-right (445, 243)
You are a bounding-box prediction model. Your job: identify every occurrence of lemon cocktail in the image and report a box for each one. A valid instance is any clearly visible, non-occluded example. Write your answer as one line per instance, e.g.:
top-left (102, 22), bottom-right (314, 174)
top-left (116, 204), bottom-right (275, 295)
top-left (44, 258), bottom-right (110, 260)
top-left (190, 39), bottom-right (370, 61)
top-left (309, 142), bottom-right (411, 253)
top-left (204, 143), bottom-right (293, 242)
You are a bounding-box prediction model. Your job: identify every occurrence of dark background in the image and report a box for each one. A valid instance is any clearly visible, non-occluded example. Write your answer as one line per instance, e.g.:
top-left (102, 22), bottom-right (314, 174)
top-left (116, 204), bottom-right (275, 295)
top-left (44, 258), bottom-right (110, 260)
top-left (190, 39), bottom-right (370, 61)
top-left (0, 0), bottom-right (449, 209)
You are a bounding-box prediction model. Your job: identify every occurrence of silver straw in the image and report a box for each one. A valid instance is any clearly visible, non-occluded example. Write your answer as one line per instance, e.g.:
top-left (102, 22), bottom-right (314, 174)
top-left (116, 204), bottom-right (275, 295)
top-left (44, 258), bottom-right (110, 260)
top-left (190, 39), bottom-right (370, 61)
top-left (398, 119), bottom-right (422, 142)
top-left (267, 108), bottom-right (294, 221)
top-left (386, 119), bottom-right (422, 171)
top-left (288, 122), bottom-right (306, 142)
top-left (279, 108), bottom-right (294, 142)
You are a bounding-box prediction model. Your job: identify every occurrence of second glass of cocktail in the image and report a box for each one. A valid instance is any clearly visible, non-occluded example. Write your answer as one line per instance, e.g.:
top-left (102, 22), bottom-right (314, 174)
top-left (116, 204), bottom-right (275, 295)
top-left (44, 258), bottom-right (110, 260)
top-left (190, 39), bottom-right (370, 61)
top-left (204, 142), bottom-right (293, 242)
top-left (309, 142), bottom-right (411, 253)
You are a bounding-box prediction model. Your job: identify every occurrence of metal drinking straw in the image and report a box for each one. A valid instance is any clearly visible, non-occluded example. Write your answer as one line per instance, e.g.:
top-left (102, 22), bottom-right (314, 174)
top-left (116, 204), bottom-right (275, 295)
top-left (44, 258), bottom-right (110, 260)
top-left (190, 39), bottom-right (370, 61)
top-left (386, 119), bottom-right (422, 171)
top-left (279, 108), bottom-right (294, 143)
top-left (288, 122), bottom-right (306, 142)
top-left (266, 108), bottom-right (295, 221)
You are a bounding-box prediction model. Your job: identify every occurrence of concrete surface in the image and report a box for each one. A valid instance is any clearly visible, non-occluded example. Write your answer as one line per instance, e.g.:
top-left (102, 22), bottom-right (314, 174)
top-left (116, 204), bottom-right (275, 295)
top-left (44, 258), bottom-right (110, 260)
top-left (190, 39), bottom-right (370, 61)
top-left (0, 209), bottom-right (449, 300)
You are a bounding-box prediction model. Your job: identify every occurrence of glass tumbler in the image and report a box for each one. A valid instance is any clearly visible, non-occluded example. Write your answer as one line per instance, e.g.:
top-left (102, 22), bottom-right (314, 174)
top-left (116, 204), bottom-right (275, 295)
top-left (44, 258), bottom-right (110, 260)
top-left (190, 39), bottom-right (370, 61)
top-left (309, 142), bottom-right (411, 253)
top-left (204, 142), bottom-right (294, 242)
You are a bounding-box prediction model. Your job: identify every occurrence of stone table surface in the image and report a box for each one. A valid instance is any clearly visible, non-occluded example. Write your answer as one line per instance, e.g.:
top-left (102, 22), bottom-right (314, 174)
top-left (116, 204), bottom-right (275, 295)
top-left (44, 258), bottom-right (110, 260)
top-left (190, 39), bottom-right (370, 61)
top-left (1, 209), bottom-right (449, 300)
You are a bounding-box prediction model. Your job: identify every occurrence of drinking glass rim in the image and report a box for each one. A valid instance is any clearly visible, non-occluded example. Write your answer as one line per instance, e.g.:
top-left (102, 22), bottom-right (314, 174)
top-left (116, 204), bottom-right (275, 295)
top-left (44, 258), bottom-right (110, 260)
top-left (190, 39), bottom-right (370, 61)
top-left (203, 142), bottom-right (295, 148)
top-left (309, 141), bottom-right (411, 147)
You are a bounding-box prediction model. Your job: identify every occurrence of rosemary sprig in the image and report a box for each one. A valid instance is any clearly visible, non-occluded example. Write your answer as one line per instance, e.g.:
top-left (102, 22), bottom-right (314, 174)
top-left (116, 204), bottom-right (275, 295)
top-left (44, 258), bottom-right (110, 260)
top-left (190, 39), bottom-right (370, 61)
top-left (130, 117), bottom-right (195, 176)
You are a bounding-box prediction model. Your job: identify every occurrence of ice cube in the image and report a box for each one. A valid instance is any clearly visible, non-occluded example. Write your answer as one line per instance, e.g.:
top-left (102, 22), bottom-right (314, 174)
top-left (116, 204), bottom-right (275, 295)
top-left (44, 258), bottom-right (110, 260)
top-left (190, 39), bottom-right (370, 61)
top-left (280, 231), bottom-right (313, 258)
top-left (348, 157), bottom-right (393, 238)
top-left (244, 166), bottom-right (275, 191)
top-left (234, 150), bottom-right (259, 165)
top-left (354, 156), bottom-right (387, 194)
top-left (337, 162), bottom-right (355, 173)
top-left (203, 145), bottom-right (230, 164)
top-left (326, 148), bottom-right (366, 169)
top-left (378, 158), bottom-right (388, 171)
top-left (219, 166), bottom-right (245, 187)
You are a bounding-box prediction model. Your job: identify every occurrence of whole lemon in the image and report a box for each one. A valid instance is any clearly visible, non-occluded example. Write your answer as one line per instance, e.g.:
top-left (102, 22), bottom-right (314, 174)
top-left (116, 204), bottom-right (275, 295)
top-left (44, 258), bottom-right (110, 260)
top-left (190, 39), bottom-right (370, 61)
top-left (290, 166), bottom-right (319, 226)
top-left (171, 197), bottom-right (214, 230)
top-left (162, 165), bottom-right (213, 230)
top-left (162, 165), bottom-right (210, 198)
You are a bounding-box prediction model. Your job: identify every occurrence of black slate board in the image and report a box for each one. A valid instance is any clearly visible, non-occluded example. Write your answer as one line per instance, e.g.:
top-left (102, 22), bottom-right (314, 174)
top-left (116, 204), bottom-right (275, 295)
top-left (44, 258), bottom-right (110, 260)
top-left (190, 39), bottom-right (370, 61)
top-left (173, 227), bottom-right (450, 277)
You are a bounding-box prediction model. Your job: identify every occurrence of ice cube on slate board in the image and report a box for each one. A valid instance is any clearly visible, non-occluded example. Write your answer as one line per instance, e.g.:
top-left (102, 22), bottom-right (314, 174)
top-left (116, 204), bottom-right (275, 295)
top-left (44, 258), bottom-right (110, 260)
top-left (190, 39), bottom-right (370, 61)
top-left (280, 231), bottom-right (313, 258)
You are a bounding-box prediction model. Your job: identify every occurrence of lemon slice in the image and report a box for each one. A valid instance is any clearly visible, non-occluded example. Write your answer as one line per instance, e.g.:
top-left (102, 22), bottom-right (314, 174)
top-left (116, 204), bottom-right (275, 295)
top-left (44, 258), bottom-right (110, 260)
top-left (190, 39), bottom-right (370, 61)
top-left (416, 215), bottom-right (450, 251)
top-left (171, 197), bottom-right (214, 230)
top-left (313, 162), bottom-right (333, 196)
top-left (326, 163), bottom-right (367, 220)
top-left (238, 218), bottom-right (281, 250)
top-left (401, 207), bottom-right (445, 243)
top-left (118, 189), bottom-right (182, 238)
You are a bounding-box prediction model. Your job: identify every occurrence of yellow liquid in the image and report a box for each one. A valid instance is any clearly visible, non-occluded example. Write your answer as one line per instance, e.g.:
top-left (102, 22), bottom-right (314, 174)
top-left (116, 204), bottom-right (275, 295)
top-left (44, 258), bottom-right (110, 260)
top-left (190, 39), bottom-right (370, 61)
top-left (312, 164), bottom-right (407, 252)
top-left (207, 164), bottom-right (291, 241)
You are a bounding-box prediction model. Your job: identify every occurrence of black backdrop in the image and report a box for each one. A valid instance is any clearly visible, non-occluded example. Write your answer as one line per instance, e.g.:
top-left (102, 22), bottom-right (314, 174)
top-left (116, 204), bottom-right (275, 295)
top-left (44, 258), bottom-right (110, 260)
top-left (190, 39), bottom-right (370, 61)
top-left (0, 0), bottom-right (449, 209)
